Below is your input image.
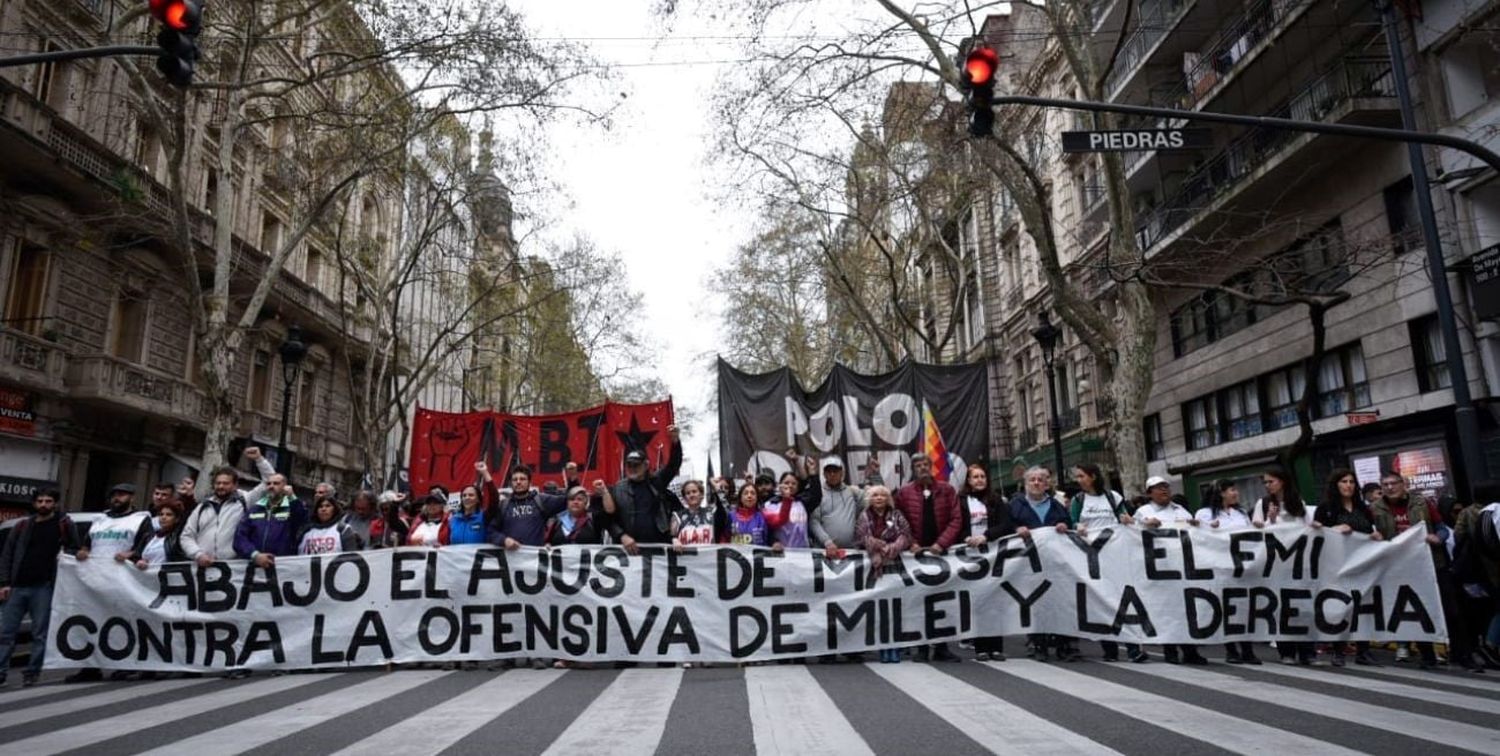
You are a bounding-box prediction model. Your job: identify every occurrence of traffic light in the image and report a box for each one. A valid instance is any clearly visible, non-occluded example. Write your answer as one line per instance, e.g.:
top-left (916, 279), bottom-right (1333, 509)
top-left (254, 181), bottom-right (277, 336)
top-left (962, 44), bottom-right (998, 138)
top-left (149, 0), bottom-right (203, 88)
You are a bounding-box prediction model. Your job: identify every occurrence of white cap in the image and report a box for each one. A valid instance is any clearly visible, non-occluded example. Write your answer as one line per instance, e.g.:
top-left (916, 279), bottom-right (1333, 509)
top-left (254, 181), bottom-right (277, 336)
top-left (821, 456), bottom-right (844, 470)
top-left (1145, 476), bottom-right (1171, 490)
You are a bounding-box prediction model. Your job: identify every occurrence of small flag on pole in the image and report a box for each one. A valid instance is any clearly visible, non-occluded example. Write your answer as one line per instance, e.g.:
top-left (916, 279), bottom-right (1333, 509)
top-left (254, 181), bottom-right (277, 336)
top-left (922, 401), bottom-right (951, 484)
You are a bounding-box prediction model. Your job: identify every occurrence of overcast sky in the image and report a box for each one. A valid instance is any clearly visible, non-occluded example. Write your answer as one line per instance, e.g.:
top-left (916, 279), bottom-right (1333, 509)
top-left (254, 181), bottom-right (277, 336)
top-left (509, 0), bottom-right (752, 479)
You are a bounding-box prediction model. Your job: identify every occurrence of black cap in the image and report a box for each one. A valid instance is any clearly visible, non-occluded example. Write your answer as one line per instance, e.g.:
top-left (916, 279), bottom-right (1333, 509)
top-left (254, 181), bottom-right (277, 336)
top-left (110, 483), bottom-right (136, 495)
top-left (624, 450), bottom-right (647, 465)
top-left (754, 472), bottom-right (775, 485)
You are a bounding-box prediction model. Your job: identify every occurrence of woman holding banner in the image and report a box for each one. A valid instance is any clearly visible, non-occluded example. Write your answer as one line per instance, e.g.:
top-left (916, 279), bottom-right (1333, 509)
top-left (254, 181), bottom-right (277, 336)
top-left (296, 497), bottom-right (362, 554)
top-left (763, 472), bottom-right (810, 549)
top-left (130, 499), bottom-right (186, 568)
top-left (959, 464), bottom-right (1013, 661)
top-left (729, 483), bottom-right (772, 547)
top-left (673, 480), bottom-right (728, 547)
top-left (1315, 469), bottom-right (1383, 667)
top-left (449, 484), bottom-right (490, 546)
top-left (406, 495), bottom-right (451, 547)
top-left (1070, 463), bottom-right (1133, 661)
top-left (856, 485), bottom-right (912, 663)
top-left (545, 482), bottom-right (617, 546)
top-left (1252, 467), bottom-right (1317, 665)
top-left (1196, 480), bottom-right (1260, 665)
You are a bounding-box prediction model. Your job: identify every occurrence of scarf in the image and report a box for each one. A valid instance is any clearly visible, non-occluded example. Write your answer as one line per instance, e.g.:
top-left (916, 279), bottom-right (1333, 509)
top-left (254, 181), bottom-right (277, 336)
top-left (764, 497), bottom-right (796, 529)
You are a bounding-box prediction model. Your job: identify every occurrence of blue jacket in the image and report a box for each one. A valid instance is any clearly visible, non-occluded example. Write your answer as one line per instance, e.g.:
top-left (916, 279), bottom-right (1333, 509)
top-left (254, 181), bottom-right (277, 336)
top-left (1009, 491), bottom-right (1070, 530)
top-left (448, 508), bottom-right (488, 545)
top-left (234, 494), bottom-right (309, 558)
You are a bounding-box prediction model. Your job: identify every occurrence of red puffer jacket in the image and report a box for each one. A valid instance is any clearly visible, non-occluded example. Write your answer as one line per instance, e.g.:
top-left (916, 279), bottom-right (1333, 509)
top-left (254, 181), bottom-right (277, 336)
top-left (894, 481), bottom-right (962, 550)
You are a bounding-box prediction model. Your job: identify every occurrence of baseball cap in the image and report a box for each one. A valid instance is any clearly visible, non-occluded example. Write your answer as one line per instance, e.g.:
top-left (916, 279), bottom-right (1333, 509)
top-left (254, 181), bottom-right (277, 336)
top-left (624, 450), bottom-right (647, 465)
top-left (1145, 476), bottom-right (1170, 490)
top-left (110, 483), bottom-right (136, 495)
top-left (822, 456), bottom-right (844, 470)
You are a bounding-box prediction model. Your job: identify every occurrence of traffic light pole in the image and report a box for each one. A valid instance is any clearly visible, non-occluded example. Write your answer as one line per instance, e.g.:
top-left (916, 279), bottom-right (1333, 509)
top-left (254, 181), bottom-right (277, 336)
top-left (0, 45), bottom-right (160, 69)
top-left (990, 90), bottom-right (1495, 495)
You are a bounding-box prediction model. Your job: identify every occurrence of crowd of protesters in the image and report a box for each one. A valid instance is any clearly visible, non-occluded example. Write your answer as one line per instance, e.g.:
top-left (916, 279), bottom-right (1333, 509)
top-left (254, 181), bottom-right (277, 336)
top-left (3, 429), bottom-right (1500, 687)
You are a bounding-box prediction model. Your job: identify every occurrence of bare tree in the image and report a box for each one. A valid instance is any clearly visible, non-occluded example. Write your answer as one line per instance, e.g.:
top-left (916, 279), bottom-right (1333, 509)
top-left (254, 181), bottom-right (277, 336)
top-left (93, 0), bottom-right (611, 491)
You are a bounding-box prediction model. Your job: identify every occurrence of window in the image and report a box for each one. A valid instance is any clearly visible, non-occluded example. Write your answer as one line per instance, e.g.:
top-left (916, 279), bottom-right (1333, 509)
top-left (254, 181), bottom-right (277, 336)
top-left (1184, 396), bottom-right (1220, 450)
top-left (31, 42), bottom-right (64, 108)
top-left (1440, 27), bottom-right (1500, 118)
top-left (1316, 343), bottom-right (1372, 416)
top-left (260, 212), bottom-right (283, 254)
top-left (204, 168), bottom-right (219, 211)
top-left (1221, 379), bottom-right (1262, 440)
top-left (1384, 177), bottom-right (1420, 254)
top-left (1263, 364), bottom-right (1307, 430)
top-left (249, 350), bottom-right (271, 411)
top-left (1001, 236), bottom-right (1021, 294)
top-left (135, 123), bottom-right (163, 179)
top-left (298, 368), bottom-right (316, 426)
top-left (109, 289), bottom-right (148, 363)
top-left (1170, 297), bottom-right (1211, 356)
top-left (1278, 221), bottom-right (1348, 293)
top-left (306, 247), bottom-right (324, 290)
top-left (1144, 414), bottom-right (1165, 461)
top-left (1410, 315), bottom-right (1452, 392)
top-left (3, 240), bottom-right (50, 336)
top-left (1014, 356), bottom-right (1032, 435)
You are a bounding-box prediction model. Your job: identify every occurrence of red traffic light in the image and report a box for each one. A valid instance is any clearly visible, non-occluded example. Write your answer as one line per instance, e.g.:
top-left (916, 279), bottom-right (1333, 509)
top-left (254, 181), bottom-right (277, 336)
top-left (149, 0), bottom-right (200, 32)
top-left (965, 46), bottom-right (998, 87)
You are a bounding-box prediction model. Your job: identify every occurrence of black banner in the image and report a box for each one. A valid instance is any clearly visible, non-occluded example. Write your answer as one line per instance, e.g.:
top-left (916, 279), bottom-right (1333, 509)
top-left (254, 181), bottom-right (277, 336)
top-left (716, 357), bottom-right (989, 487)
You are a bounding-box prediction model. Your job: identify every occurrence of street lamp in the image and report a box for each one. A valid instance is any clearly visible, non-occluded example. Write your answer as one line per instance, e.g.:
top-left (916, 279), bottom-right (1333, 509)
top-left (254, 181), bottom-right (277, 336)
top-left (1031, 311), bottom-right (1066, 487)
top-left (277, 325), bottom-right (308, 475)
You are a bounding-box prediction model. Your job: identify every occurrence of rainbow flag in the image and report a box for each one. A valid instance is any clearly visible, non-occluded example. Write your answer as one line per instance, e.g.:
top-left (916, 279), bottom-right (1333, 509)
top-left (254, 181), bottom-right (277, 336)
top-left (921, 401), bottom-right (952, 483)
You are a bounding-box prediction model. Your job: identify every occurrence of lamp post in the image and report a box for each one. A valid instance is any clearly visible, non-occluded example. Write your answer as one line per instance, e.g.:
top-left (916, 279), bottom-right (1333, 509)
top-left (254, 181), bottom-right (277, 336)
top-left (1031, 311), bottom-right (1066, 485)
top-left (277, 325), bottom-right (308, 475)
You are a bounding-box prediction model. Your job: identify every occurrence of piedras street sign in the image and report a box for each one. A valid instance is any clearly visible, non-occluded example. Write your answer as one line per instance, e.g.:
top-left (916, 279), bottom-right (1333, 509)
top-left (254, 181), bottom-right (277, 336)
top-left (1061, 128), bottom-right (1213, 153)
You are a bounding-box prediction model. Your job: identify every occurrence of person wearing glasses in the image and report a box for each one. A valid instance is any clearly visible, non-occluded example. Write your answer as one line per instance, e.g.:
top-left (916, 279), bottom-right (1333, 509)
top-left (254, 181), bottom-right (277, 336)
top-left (1371, 471), bottom-right (1470, 670)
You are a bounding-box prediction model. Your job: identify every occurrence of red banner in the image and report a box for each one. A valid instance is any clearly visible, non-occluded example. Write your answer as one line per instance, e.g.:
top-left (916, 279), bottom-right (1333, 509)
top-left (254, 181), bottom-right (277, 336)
top-left (408, 400), bottom-right (675, 495)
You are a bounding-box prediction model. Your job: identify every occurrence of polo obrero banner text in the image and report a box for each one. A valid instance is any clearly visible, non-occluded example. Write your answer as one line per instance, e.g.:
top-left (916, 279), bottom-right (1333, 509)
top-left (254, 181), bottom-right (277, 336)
top-left (716, 358), bottom-right (989, 486)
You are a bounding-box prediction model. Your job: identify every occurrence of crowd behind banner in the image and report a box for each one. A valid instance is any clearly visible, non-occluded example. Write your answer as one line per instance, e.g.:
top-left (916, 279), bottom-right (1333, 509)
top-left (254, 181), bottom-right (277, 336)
top-left (3, 430), bottom-right (1500, 684)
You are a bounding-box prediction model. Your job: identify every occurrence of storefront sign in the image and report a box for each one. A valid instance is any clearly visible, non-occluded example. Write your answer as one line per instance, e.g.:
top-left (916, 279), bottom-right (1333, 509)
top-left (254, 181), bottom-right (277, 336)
top-left (0, 387), bottom-right (36, 436)
top-left (1345, 411), bottom-right (1380, 426)
top-left (0, 474), bottom-right (57, 506)
top-left (1472, 243), bottom-right (1500, 320)
top-left (1352, 443), bottom-right (1453, 502)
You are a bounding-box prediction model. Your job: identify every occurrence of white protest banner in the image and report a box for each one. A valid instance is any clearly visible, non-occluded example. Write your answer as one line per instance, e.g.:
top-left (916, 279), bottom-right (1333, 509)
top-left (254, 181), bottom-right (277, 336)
top-left (46, 524), bottom-right (1446, 671)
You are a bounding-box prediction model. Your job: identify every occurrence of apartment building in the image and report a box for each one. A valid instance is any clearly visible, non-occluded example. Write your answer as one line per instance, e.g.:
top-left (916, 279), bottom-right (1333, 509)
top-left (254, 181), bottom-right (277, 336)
top-left (962, 1), bottom-right (1499, 502)
top-left (0, 1), bottom-right (509, 514)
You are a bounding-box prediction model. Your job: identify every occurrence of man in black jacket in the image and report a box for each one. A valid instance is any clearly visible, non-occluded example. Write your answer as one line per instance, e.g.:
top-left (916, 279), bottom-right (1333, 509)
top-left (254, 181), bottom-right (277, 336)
top-left (610, 424), bottom-right (682, 551)
top-left (0, 489), bottom-right (78, 688)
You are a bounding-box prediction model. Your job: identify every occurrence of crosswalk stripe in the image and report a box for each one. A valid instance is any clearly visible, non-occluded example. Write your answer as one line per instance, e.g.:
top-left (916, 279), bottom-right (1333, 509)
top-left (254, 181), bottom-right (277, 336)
top-left (0, 677), bottom-right (204, 730)
top-left (1337, 663), bottom-right (1500, 693)
top-left (1249, 662), bottom-right (1500, 714)
top-left (3, 673), bottom-right (338, 756)
top-left (542, 668), bottom-right (681, 756)
top-left (1117, 662), bottom-right (1500, 753)
top-left (0, 680), bottom-right (105, 703)
top-left (867, 662), bottom-right (1119, 755)
top-left (329, 669), bottom-right (564, 756)
top-left (985, 660), bottom-right (1363, 755)
top-left (134, 670), bottom-right (450, 756)
top-left (746, 665), bottom-right (873, 756)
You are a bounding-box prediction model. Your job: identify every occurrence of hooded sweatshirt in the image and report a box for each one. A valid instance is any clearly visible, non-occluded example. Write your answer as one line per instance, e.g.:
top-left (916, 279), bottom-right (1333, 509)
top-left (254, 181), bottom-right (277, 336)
top-left (808, 483), bottom-right (865, 548)
top-left (486, 489), bottom-right (567, 547)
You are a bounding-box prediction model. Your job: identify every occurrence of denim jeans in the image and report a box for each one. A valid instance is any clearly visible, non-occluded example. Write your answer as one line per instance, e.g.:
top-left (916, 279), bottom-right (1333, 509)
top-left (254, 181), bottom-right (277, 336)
top-left (0, 582), bottom-right (54, 677)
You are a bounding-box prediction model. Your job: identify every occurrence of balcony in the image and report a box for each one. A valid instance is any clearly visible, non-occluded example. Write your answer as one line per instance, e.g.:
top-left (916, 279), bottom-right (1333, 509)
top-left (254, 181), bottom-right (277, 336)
top-left (66, 354), bottom-right (209, 427)
top-left (1135, 58), bottom-right (1396, 253)
top-left (0, 327), bottom-right (68, 393)
top-left (1103, 0), bottom-right (1195, 101)
top-left (1059, 406), bottom-right (1083, 433)
top-left (240, 410), bottom-right (332, 465)
top-left (1182, 0), bottom-right (1312, 108)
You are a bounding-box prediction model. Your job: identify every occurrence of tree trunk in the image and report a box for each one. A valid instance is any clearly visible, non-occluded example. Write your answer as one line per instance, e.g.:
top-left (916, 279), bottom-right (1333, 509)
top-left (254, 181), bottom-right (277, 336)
top-left (1109, 281), bottom-right (1158, 495)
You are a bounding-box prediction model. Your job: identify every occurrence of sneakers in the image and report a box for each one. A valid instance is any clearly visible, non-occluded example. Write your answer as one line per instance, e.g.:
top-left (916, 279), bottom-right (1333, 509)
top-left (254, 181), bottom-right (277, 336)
top-left (1242, 653), bottom-right (1263, 666)
top-left (1354, 650), bottom-right (1379, 666)
top-left (1331, 654), bottom-right (1346, 668)
top-left (931, 646), bottom-right (960, 663)
top-left (21, 673), bottom-right (38, 688)
top-left (1128, 650), bottom-right (1150, 663)
top-left (974, 652), bottom-right (991, 662)
top-left (1395, 646), bottom-right (1410, 663)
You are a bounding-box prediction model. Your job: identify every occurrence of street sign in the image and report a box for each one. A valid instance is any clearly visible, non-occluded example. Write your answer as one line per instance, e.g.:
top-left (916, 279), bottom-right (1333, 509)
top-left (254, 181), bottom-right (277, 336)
top-left (1061, 128), bottom-right (1213, 153)
top-left (1471, 243), bottom-right (1500, 320)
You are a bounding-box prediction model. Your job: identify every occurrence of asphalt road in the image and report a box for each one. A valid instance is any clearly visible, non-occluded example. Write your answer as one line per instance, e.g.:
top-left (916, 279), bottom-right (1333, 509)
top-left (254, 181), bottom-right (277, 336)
top-left (2, 643), bottom-right (1498, 755)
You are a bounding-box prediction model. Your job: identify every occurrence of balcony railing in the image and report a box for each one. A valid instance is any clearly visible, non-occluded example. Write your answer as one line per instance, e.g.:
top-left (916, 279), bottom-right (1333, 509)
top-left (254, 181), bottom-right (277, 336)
top-left (0, 327), bottom-right (68, 391)
top-left (1059, 407), bottom-right (1083, 432)
top-left (241, 409), bottom-right (331, 462)
top-left (1135, 58), bottom-right (1394, 251)
top-left (1183, 0), bottom-right (1311, 106)
top-left (1104, 0), bottom-right (1192, 100)
top-left (67, 354), bottom-right (208, 426)
top-left (1017, 427), bottom-right (1039, 451)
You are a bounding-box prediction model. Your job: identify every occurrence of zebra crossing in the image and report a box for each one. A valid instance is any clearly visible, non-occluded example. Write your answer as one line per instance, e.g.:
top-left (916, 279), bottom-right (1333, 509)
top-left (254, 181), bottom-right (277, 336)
top-left (3, 651), bottom-right (1500, 755)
